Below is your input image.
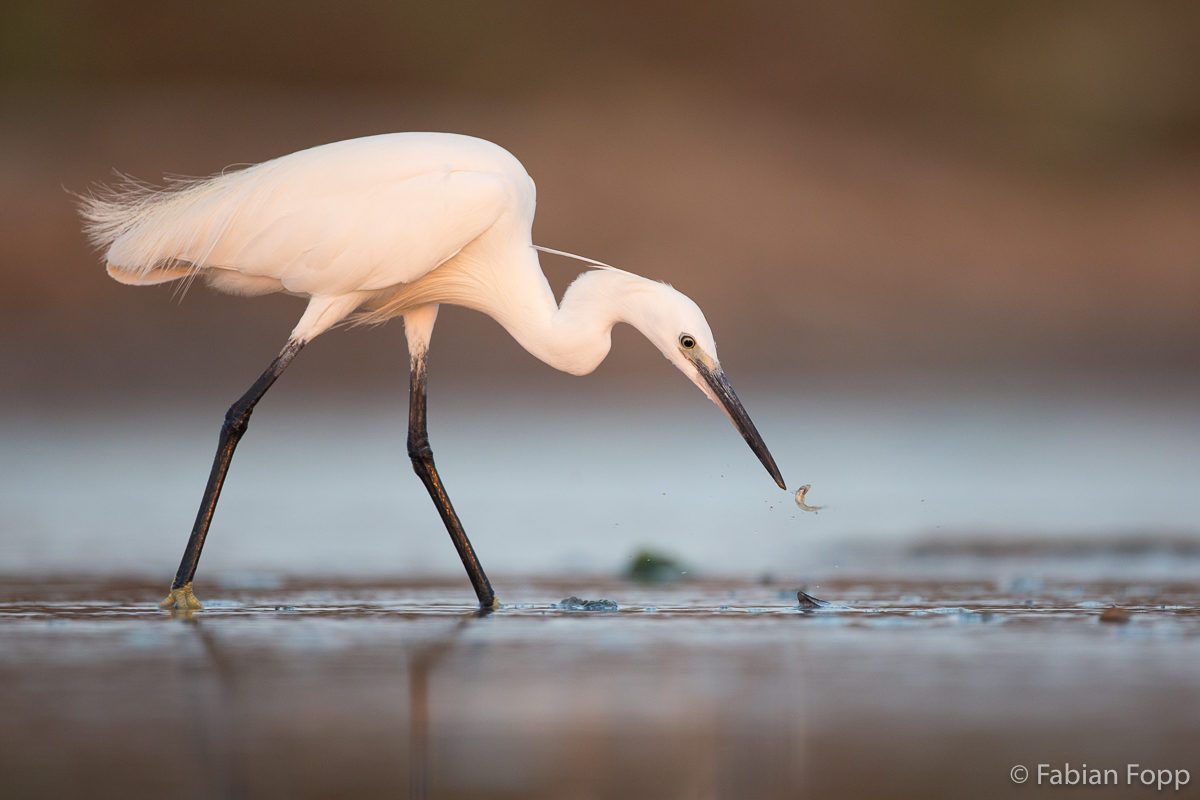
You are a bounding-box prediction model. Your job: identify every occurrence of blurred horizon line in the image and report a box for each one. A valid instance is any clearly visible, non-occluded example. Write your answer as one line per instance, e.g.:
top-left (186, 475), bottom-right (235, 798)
top-left (3, 5), bottom-right (1199, 399)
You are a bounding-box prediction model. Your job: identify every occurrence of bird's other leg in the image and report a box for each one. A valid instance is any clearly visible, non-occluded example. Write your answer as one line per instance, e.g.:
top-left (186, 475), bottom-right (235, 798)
top-left (404, 306), bottom-right (498, 609)
top-left (161, 339), bottom-right (305, 610)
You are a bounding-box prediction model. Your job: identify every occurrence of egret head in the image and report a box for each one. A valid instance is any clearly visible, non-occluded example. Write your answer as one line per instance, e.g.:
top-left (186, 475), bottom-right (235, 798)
top-left (624, 279), bottom-right (786, 490)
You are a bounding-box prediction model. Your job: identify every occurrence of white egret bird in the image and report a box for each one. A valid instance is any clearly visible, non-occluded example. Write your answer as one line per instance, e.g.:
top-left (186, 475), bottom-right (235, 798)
top-left (80, 132), bottom-right (785, 610)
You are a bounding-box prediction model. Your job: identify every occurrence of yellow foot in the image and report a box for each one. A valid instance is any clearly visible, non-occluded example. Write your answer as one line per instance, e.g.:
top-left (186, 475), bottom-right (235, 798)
top-left (159, 583), bottom-right (203, 610)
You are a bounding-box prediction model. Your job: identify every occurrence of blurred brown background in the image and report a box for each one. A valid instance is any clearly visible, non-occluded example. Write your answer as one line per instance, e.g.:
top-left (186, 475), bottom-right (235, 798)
top-left (2, 0), bottom-right (1198, 405)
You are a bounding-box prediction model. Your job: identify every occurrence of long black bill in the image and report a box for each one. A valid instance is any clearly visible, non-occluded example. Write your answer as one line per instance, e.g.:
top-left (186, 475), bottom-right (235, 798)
top-left (695, 360), bottom-right (786, 489)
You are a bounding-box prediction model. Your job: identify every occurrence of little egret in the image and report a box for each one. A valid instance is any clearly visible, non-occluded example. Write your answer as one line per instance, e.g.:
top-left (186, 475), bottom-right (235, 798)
top-left (80, 132), bottom-right (785, 610)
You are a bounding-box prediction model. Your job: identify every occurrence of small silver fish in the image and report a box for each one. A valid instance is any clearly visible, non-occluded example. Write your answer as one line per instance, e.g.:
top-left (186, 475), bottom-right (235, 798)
top-left (794, 484), bottom-right (822, 513)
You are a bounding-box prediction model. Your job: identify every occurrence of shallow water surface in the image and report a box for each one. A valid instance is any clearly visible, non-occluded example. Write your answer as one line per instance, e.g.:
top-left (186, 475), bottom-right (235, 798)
top-left (3, 381), bottom-right (1199, 579)
top-left (3, 383), bottom-right (1199, 796)
top-left (2, 577), bottom-right (1198, 799)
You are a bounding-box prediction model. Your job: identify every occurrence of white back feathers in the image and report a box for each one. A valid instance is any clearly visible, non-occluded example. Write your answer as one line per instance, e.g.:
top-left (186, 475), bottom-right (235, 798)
top-left (80, 133), bottom-right (525, 301)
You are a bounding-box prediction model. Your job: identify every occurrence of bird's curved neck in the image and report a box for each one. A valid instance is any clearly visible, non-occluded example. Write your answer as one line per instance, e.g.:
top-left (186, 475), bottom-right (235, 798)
top-left (402, 240), bottom-right (660, 376)
top-left (478, 255), bottom-right (658, 376)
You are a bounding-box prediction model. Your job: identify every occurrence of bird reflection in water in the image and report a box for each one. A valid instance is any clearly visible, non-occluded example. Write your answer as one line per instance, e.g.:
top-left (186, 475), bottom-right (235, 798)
top-left (171, 606), bottom-right (485, 799)
top-left (174, 614), bottom-right (246, 799)
top-left (407, 611), bottom-right (484, 800)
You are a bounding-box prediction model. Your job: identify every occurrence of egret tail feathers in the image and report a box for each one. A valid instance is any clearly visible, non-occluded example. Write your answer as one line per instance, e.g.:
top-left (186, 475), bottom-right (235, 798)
top-left (78, 167), bottom-right (268, 285)
top-left (106, 259), bottom-right (194, 286)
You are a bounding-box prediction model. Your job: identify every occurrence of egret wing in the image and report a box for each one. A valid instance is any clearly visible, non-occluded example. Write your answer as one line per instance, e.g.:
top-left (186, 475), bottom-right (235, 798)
top-left (231, 169), bottom-right (510, 297)
top-left (87, 133), bottom-right (527, 294)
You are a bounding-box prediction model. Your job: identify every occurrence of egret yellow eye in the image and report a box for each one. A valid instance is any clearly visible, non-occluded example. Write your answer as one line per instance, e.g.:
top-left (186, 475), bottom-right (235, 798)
top-left (680, 334), bottom-right (697, 350)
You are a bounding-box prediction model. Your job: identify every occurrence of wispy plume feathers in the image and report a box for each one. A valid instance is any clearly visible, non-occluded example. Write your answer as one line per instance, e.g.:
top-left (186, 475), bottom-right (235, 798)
top-left (77, 164), bottom-right (272, 283)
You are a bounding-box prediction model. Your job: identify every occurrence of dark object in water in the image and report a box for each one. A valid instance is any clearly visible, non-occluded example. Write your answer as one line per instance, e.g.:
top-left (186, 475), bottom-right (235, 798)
top-left (1100, 606), bottom-right (1130, 623)
top-left (556, 597), bottom-right (619, 611)
top-left (628, 549), bottom-right (687, 583)
top-left (797, 590), bottom-right (829, 610)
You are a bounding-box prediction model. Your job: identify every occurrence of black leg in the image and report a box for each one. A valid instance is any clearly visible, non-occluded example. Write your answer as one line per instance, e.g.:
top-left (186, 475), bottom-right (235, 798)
top-left (407, 351), bottom-right (498, 608)
top-left (162, 339), bottom-right (305, 609)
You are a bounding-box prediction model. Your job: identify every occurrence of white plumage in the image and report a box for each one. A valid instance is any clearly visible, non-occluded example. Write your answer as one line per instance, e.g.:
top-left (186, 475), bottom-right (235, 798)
top-left (81, 132), bottom-right (785, 609)
top-left (83, 132), bottom-right (715, 377)
top-left (84, 133), bottom-right (528, 340)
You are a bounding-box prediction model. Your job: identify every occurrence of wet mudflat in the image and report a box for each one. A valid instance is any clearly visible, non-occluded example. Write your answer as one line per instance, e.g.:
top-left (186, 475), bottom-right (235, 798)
top-left (2, 577), bottom-right (1198, 800)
